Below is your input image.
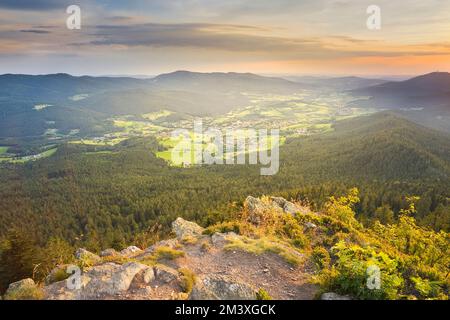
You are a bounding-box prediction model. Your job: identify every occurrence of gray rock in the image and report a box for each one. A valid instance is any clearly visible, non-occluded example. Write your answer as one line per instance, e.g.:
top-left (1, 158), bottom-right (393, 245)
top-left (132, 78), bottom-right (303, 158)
top-left (45, 262), bottom-right (149, 299)
top-left (120, 246), bottom-right (142, 257)
top-left (172, 217), bottom-right (204, 239)
top-left (283, 201), bottom-right (300, 215)
top-left (154, 265), bottom-right (180, 284)
top-left (244, 196), bottom-right (276, 226)
top-left (142, 268), bottom-right (155, 284)
top-left (321, 292), bottom-right (352, 300)
top-left (270, 196), bottom-right (288, 208)
top-left (75, 248), bottom-right (101, 264)
top-left (4, 278), bottom-right (42, 300)
top-left (100, 248), bottom-right (119, 257)
top-left (190, 276), bottom-right (256, 300)
top-left (111, 262), bottom-right (148, 292)
top-left (6, 278), bottom-right (36, 293)
top-left (270, 196), bottom-right (310, 216)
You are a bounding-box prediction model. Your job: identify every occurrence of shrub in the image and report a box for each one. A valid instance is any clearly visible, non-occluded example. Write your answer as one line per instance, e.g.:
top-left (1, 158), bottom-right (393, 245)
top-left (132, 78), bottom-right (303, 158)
top-left (278, 215), bottom-right (309, 249)
top-left (410, 276), bottom-right (443, 299)
top-left (181, 235), bottom-right (198, 245)
top-left (47, 267), bottom-right (71, 284)
top-left (256, 288), bottom-right (272, 300)
top-left (179, 268), bottom-right (196, 293)
top-left (200, 241), bottom-right (212, 252)
top-left (311, 247), bottom-right (331, 271)
top-left (153, 246), bottom-right (185, 261)
top-left (204, 221), bottom-right (245, 235)
top-left (323, 241), bottom-right (403, 300)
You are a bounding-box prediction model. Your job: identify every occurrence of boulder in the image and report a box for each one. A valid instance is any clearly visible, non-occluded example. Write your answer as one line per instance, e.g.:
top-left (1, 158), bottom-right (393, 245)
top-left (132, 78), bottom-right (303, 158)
top-left (154, 265), bottom-right (180, 284)
top-left (120, 246), bottom-right (142, 257)
top-left (45, 262), bottom-right (149, 299)
top-left (75, 248), bottom-right (101, 264)
top-left (270, 196), bottom-right (288, 207)
top-left (244, 196), bottom-right (278, 226)
top-left (142, 268), bottom-right (155, 284)
top-left (111, 262), bottom-right (148, 292)
top-left (44, 274), bottom-right (91, 300)
top-left (172, 218), bottom-right (204, 239)
top-left (245, 196), bottom-right (309, 224)
top-left (4, 278), bottom-right (43, 300)
top-left (190, 276), bottom-right (256, 300)
top-left (270, 196), bottom-right (302, 215)
top-left (282, 201), bottom-right (301, 215)
top-left (100, 248), bottom-right (119, 257)
top-left (321, 292), bottom-right (352, 300)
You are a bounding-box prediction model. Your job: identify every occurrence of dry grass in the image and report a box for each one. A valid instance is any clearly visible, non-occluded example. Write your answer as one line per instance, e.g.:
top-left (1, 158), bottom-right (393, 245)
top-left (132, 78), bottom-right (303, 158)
top-left (224, 236), bottom-right (303, 266)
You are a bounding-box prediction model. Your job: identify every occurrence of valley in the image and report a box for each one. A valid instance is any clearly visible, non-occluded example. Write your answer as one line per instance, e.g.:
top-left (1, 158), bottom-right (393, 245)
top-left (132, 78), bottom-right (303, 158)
top-left (0, 88), bottom-right (376, 165)
top-left (0, 71), bottom-right (448, 300)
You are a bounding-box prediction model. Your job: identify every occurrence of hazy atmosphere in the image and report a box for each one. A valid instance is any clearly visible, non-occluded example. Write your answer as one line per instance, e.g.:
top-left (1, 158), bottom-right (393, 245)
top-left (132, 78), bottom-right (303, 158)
top-left (0, 0), bottom-right (448, 305)
top-left (1, 0), bottom-right (450, 75)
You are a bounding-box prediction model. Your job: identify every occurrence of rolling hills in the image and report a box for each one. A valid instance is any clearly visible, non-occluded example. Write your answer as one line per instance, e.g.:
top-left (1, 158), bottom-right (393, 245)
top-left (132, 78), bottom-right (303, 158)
top-left (0, 71), bottom-right (307, 140)
top-left (0, 112), bottom-right (447, 248)
top-left (350, 72), bottom-right (450, 132)
top-left (281, 112), bottom-right (450, 181)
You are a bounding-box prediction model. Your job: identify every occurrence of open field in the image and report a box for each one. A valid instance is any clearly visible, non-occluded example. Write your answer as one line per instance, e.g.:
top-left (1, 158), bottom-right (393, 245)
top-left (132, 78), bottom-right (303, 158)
top-left (0, 148), bottom-right (57, 164)
top-left (0, 91), bottom-right (375, 166)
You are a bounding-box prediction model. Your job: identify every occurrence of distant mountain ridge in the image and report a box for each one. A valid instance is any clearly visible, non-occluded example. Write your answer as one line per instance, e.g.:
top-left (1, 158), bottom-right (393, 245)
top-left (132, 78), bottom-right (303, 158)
top-left (349, 72), bottom-right (450, 132)
top-left (151, 70), bottom-right (306, 93)
top-left (284, 75), bottom-right (388, 90)
top-left (1, 71), bottom-right (450, 139)
top-left (351, 72), bottom-right (450, 110)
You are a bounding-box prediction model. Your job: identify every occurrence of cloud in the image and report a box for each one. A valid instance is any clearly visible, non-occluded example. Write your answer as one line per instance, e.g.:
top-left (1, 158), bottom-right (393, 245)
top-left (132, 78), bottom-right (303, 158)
top-left (72, 22), bottom-right (448, 60)
top-left (0, 0), bottom-right (66, 10)
top-left (79, 23), bottom-right (330, 56)
top-left (20, 29), bottom-right (52, 34)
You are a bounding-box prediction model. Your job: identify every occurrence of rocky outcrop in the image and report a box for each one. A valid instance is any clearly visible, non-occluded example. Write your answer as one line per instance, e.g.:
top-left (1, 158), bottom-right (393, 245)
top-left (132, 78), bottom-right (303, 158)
top-left (4, 278), bottom-right (43, 300)
top-left (100, 248), bottom-right (119, 257)
top-left (112, 262), bottom-right (148, 291)
top-left (245, 196), bottom-right (309, 226)
top-left (9, 213), bottom-right (319, 301)
top-left (190, 275), bottom-right (256, 300)
top-left (172, 217), bottom-right (204, 239)
top-left (120, 246), bottom-right (142, 257)
top-left (45, 262), bottom-right (150, 299)
top-left (75, 248), bottom-right (101, 264)
top-left (154, 265), bottom-right (180, 284)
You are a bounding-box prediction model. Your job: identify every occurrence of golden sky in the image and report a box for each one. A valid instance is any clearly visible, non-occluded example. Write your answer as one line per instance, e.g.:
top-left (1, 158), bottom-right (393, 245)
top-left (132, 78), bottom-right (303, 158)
top-left (1, 0), bottom-right (449, 76)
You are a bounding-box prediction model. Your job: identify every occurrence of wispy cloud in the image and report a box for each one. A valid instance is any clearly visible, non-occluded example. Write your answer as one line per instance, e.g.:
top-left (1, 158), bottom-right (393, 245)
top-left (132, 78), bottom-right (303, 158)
top-left (70, 22), bottom-right (449, 60)
top-left (20, 29), bottom-right (51, 34)
top-left (0, 0), bottom-right (449, 75)
top-left (0, 0), bottom-right (66, 11)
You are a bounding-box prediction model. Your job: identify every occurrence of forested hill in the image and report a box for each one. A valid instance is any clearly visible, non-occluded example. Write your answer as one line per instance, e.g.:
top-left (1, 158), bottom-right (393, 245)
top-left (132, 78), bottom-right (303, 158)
top-left (351, 72), bottom-right (450, 111)
top-left (0, 112), bottom-right (448, 253)
top-left (281, 112), bottom-right (450, 181)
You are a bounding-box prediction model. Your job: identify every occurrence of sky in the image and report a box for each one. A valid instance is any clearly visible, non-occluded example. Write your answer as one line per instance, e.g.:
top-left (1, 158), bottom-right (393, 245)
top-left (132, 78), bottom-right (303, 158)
top-left (0, 0), bottom-right (449, 76)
